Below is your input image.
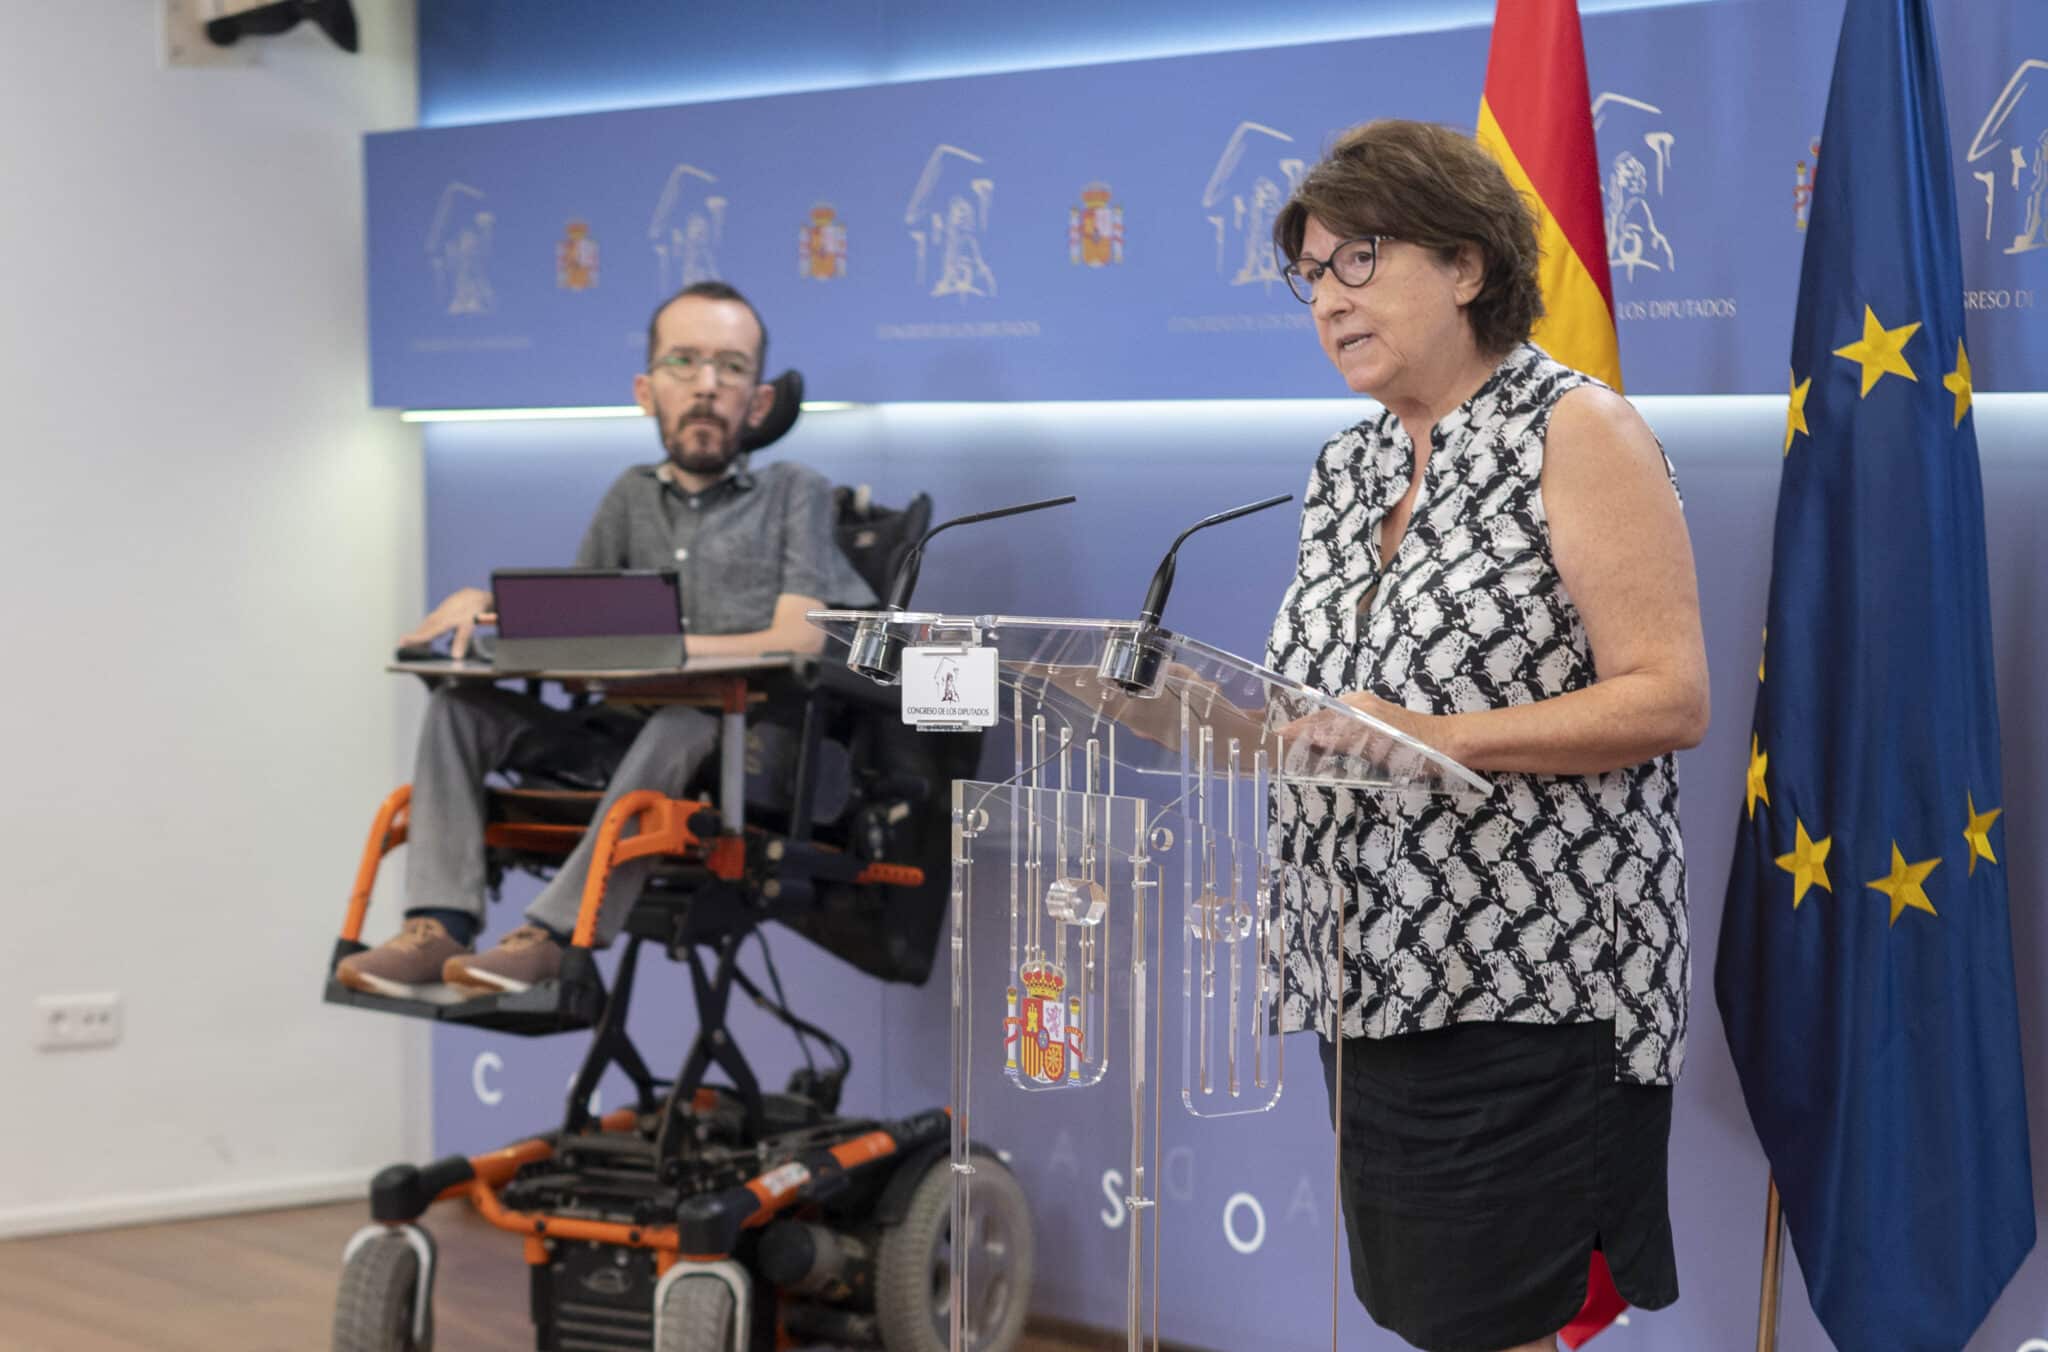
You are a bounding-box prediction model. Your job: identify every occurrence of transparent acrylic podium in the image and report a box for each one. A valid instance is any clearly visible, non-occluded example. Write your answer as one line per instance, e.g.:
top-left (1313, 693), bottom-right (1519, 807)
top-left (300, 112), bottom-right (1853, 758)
top-left (810, 610), bottom-right (1486, 1352)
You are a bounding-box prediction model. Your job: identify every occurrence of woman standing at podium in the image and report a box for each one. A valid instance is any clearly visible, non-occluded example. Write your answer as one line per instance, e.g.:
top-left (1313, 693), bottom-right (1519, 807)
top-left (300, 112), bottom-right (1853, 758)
top-left (1264, 120), bottom-right (1709, 1352)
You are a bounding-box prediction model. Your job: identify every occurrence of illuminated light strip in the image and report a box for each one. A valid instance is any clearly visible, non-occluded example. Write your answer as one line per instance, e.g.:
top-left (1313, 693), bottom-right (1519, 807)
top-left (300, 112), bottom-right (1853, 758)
top-left (397, 398), bottom-right (1371, 425)
top-left (400, 402), bottom-right (871, 423)
top-left (396, 393), bottom-right (2048, 425)
top-left (400, 406), bottom-right (639, 423)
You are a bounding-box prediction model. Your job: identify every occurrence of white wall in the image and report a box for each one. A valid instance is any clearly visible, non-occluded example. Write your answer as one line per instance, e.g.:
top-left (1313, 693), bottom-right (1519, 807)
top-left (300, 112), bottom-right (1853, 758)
top-left (0, 2), bottom-right (426, 1236)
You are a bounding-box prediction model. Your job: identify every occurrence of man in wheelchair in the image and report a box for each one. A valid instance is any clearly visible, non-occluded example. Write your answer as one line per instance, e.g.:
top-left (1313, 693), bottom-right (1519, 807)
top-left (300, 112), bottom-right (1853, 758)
top-left (338, 281), bottom-right (875, 1001)
top-left (327, 283), bottom-right (1031, 1352)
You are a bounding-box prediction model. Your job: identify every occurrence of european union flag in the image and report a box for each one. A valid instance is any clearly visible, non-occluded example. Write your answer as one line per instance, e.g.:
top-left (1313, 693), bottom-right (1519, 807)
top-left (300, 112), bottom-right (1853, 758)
top-left (1714, 0), bottom-right (2036, 1347)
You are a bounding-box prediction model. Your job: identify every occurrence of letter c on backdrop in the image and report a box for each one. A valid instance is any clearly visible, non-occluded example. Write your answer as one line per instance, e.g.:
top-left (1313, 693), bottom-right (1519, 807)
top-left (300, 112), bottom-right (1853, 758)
top-left (472, 1051), bottom-right (503, 1106)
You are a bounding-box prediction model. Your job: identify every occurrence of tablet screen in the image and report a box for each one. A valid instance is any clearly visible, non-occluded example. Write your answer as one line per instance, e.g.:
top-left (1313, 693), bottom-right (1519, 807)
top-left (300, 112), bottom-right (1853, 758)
top-left (491, 569), bottom-right (684, 640)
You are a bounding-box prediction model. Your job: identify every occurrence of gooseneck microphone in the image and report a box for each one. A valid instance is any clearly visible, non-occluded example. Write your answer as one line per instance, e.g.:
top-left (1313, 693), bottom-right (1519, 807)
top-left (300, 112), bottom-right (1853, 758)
top-left (1135, 494), bottom-right (1292, 627)
top-left (1100, 493), bottom-right (1293, 695)
top-left (847, 495), bottom-right (1077, 684)
top-left (883, 495), bottom-right (1077, 610)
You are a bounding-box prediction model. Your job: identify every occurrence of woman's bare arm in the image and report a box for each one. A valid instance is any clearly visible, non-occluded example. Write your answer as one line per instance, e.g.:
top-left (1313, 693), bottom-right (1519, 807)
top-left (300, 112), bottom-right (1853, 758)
top-left (1339, 385), bottom-right (1710, 776)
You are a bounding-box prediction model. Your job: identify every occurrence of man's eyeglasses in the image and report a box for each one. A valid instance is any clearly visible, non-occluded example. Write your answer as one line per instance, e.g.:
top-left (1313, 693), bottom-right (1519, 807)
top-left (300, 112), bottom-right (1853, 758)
top-left (1280, 235), bottom-right (1396, 304)
top-left (649, 350), bottom-right (757, 387)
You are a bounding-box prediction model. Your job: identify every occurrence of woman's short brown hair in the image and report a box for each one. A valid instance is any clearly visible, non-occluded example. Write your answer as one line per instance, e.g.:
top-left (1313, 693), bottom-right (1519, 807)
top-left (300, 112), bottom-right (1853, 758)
top-left (1273, 119), bottom-right (1544, 355)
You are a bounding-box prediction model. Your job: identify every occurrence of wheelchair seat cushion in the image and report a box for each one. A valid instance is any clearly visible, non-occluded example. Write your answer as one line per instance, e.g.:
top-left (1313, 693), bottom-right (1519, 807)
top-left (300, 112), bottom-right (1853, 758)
top-left (487, 786), bottom-right (604, 826)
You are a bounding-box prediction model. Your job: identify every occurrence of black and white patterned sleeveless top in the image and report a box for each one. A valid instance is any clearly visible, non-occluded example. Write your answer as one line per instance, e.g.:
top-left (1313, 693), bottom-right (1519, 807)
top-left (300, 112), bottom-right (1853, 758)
top-left (1265, 343), bottom-right (1688, 1085)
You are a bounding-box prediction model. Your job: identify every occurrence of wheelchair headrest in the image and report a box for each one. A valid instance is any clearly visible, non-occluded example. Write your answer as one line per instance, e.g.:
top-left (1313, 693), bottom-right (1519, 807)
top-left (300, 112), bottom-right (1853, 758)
top-left (740, 369), bottom-right (804, 454)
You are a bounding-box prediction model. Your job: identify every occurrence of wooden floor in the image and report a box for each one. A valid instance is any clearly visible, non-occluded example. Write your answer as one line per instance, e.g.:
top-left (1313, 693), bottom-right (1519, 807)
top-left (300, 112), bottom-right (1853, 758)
top-left (0, 1201), bottom-right (1118, 1352)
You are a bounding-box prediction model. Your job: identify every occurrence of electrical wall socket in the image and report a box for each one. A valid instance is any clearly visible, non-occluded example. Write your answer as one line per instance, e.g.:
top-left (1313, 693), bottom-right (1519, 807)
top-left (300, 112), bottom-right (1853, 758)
top-left (33, 994), bottom-right (123, 1052)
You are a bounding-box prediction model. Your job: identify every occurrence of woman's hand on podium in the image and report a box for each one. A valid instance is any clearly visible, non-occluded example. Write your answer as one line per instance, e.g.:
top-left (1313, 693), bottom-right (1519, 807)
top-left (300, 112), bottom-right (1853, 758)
top-left (1278, 690), bottom-right (1458, 767)
top-left (1332, 691), bottom-right (1449, 749)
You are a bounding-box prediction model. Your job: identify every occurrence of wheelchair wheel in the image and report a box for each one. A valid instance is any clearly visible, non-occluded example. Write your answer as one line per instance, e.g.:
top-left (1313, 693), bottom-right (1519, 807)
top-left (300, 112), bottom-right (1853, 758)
top-left (654, 1274), bottom-right (738, 1352)
top-left (875, 1155), bottom-right (1032, 1352)
top-left (332, 1230), bottom-right (431, 1352)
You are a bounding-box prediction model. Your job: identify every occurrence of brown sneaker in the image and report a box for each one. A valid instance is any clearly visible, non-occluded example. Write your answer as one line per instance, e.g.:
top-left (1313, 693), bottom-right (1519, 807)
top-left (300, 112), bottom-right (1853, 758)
top-left (336, 917), bottom-right (472, 1002)
top-left (442, 924), bottom-right (564, 994)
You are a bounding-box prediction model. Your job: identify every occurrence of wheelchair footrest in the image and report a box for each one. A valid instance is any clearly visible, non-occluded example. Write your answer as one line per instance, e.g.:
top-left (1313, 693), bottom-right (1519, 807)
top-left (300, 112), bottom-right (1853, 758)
top-left (323, 975), bottom-right (606, 1035)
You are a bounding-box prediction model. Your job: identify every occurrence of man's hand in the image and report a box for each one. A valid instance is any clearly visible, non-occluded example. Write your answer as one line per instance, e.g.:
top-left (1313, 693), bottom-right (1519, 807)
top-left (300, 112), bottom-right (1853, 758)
top-left (400, 587), bottom-right (496, 660)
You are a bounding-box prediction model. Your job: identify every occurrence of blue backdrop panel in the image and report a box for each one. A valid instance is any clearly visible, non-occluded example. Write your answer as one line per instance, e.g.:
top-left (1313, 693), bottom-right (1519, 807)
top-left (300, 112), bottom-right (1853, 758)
top-left (394, 0), bottom-right (2048, 1342)
top-left (418, 398), bottom-right (2048, 1349)
top-left (369, 1), bottom-right (2048, 407)
top-left (369, 33), bottom-right (1472, 409)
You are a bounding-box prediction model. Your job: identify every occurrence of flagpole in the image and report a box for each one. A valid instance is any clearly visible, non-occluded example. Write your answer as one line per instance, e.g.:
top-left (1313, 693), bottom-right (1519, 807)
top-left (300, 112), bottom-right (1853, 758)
top-left (1755, 1176), bottom-right (1787, 1352)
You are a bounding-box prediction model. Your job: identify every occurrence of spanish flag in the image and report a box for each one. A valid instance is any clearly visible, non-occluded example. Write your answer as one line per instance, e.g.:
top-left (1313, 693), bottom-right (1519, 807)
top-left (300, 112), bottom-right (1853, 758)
top-left (1476, 0), bottom-right (1622, 391)
top-left (1481, 27), bottom-right (1631, 1346)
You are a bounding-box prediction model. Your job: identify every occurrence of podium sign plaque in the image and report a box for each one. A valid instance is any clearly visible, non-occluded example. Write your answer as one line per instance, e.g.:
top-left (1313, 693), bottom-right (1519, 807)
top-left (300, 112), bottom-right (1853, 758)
top-left (902, 643), bottom-right (1001, 731)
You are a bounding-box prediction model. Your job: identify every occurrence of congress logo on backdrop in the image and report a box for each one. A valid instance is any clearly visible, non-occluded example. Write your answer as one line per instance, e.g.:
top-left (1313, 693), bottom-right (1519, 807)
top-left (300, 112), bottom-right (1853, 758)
top-left (556, 219), bottom-right (598, 291)
top-left (1069, 182), bottom-right (1125, 267)
top-left (1592, 93), bottom-right (1678, 281)
top-left (427, 181), bottom-right (496, 316)
top-left (799, 203), bottom-right (847, 281)
top-left (649, 164), bottom-right (727, 293)
top-left (1200, 121), bottom-right (1304, 289)
top-left (905, 144), bottom-right (997, 300)
top-left (1964, 58), bottom-right (2048, 255)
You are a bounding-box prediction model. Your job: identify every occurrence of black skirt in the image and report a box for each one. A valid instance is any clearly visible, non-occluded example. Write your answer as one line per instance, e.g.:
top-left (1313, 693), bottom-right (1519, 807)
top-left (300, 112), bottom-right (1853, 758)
top-left (1319, 1019), bottom-right (1678, 1352)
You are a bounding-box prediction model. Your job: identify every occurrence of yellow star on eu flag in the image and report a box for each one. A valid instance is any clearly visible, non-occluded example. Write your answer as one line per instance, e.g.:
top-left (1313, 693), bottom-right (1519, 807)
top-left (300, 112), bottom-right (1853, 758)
top-left (1963, 791), bottom-right (2002, 876)
top-left (1774, 819), bottom-right (1833, 909)
top-left (1832, 305), bottom-right (1921, 397)
top-left (1745, 734), bottom-right (1770, 821)
top-left (1943, 339), bottom-right (1974, 428)
top-left (1866, 842), bottom-right (1940, 926)
top-left (1785, 370), bottom-right (1812, 455)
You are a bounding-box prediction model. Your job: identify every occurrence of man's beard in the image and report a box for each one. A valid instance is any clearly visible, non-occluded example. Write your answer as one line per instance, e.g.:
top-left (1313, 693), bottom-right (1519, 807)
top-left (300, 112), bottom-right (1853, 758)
top-left (661, 405), bottom-right (743, 477)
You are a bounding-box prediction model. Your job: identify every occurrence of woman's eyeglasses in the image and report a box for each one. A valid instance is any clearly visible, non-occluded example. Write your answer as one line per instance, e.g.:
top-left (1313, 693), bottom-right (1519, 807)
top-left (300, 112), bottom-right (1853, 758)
top-left (1280, 235), bottom-right (1396, 304)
